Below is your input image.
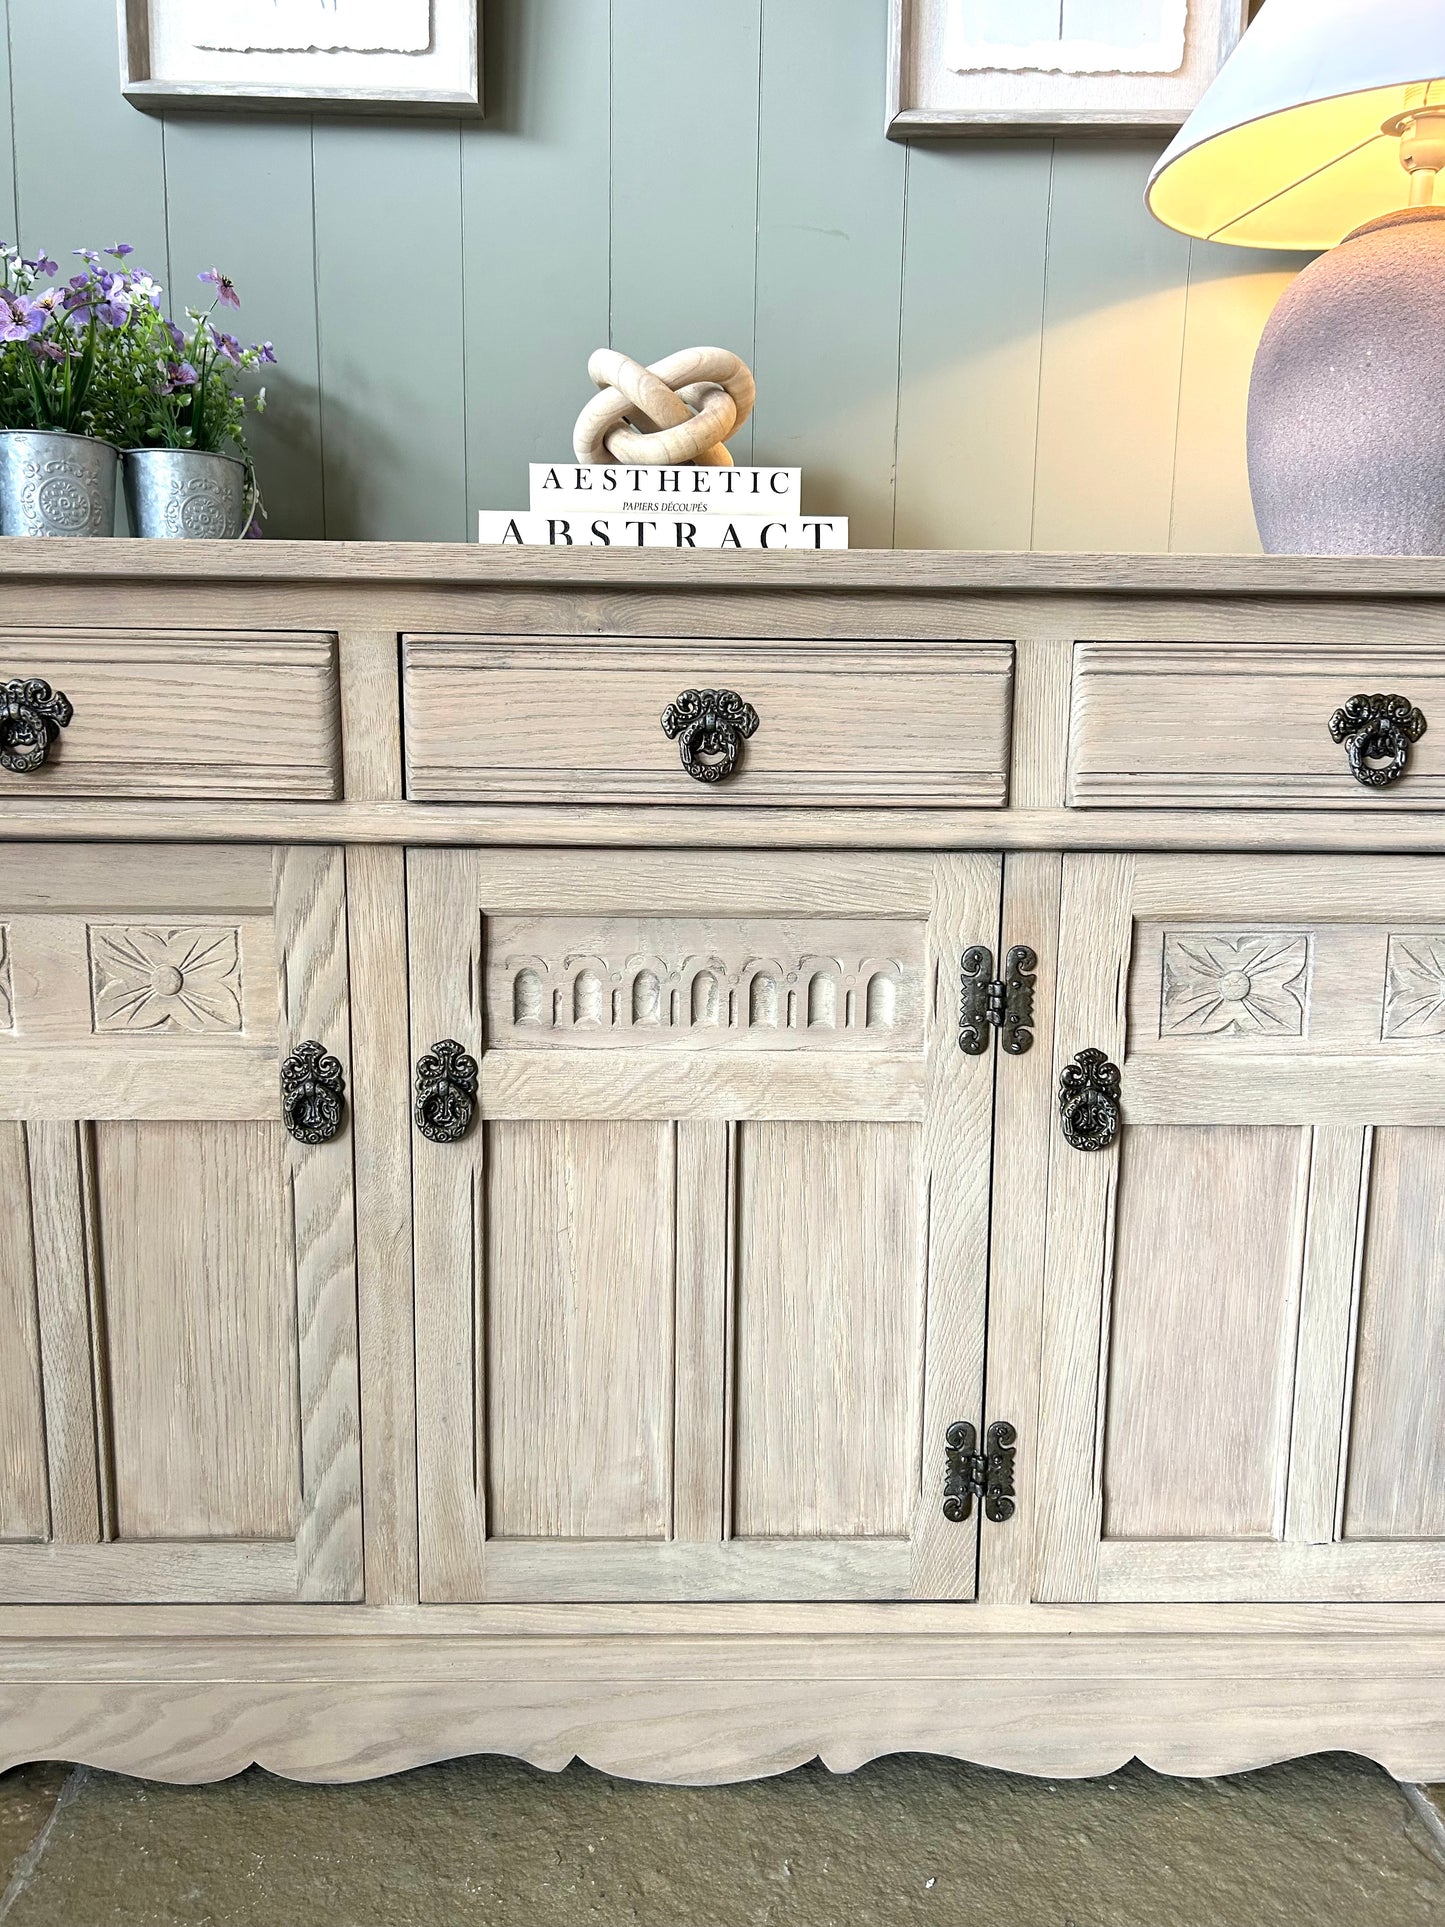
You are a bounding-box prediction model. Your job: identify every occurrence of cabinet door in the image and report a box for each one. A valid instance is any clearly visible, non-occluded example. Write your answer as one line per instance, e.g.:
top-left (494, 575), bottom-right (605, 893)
top-left (410, 850), bottom-right (1001, 1602)
top-left (0, 844), bottom-right (361, 1604)
top-left (1037, 855), bottom-right (1445, 1603)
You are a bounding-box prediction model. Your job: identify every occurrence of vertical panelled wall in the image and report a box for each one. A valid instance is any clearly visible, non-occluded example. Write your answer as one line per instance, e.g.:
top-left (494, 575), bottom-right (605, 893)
top-left (4, 0), bottom-right (1301, 549)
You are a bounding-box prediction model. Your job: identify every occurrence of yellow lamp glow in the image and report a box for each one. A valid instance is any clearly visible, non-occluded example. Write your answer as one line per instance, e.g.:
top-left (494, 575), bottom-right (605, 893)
top-left (1148, 0), bottom-right (1445, 246)
top-left (1147, 0), bottom-right (1445, 555)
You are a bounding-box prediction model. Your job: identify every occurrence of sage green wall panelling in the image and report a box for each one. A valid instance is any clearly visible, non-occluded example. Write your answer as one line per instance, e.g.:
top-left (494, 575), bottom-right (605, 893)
top-left (609, 0), bottom-right (762, 465)
top-left (894, 144), bottom-right (1051, 552)
top-left (1030, 144), bottom-right (1193, 554)
top-left (312, 122), bottom-right (467, 540)
top-left (752, 0), bottom-right (905, 549)
top-left (162, 119), bottom-right (325, 539)
top-left (463, 0), bottom-right (610, 522)
top-left (10, 0), bottom-right (168, 275)
top-left (1, 0), bottom-right (1301, 548)
top-left (0, 3), bottom-right (16, 242)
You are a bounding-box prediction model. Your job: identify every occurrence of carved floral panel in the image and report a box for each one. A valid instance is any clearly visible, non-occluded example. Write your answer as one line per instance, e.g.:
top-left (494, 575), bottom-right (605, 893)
top-left (89, 925), bottom-right (244, 1034)
top-left (486, 915), bottom-right (924, 1050)
top-left (0, 924), bottom-right (11, 1032)
top-left (1383, 935), bottom-right (1445, 1039)
top-left (1160, 932), bottom-right (1312, 1039)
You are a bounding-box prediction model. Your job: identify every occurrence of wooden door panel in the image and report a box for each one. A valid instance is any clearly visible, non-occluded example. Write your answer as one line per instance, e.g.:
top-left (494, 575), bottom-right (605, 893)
top-left (484, 1119), bottom-right (674, 1541)
top-left (732, 1120), bottom-right (924, 1541)
top-left (0, 844), bottom-right (362, 1604)
top-left (0, 1123), bottom-right (46, 1542)
top-left (411, 849), bottom-right (1002, 1603)
top-left (97, 1120), bottom-right (299, 1542)
top-left (1102, 1125), bottom-right (1308, 1543)
top-left (1038, 855), bottom-right (1445, 1603)
top-left (1343, 1127), bottom-right (1445, 1541)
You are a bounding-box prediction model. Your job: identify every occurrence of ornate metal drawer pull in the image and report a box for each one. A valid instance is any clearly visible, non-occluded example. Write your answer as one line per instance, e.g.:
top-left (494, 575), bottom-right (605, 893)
top-left (281, 1041), bottom-right (347, 1145)
top-left (943, 1420), bottom-right (1017, 1524)
top-left (0, 677), bottom-right (73, 773)
top-left (414, 1039), bottom-right (479, 1144)
top-left (1058, 1047), bottom-right (1122, 1152)
top-left (661, 687), bottom-right (759, 784)
top-left (1329, 692), bottom-right (1426, 789)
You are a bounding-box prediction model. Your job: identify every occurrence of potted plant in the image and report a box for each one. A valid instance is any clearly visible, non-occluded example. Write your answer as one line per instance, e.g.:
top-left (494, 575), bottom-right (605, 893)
top-left (117, 269), bottom-right (274, 540)
top-left (0, 245), bottom-right (154, 537)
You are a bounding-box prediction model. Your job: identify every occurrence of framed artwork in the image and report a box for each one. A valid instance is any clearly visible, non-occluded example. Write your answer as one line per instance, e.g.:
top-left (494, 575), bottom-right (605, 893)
top-left (887, 0), bottom-right (1251, 138)
top-left (119, 0), bottom-right (482, 115)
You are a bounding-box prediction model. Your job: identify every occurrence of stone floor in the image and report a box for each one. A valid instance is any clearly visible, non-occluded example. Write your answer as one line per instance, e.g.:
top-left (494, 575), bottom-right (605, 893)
top-left (1, 1753), bottom-right (1443, 1926)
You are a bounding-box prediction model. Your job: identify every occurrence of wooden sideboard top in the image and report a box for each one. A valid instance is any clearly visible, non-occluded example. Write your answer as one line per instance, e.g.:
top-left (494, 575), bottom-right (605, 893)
top-left (0, 539), bottom-right (1442, 598)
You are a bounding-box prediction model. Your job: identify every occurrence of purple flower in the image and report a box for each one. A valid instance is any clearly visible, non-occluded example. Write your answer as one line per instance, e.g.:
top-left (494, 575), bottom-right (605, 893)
top-left (255, 339), bottom-right (277, 365)
top-left (24, 254), bottom-right (57, 277)
top-left (0, 292), bottom-right (46, 341)
top-left (29, 339), bottom-right (66, 363)
top-left (199, 268), bottom-right (240, 309)
top-left (94, 299), bottom-right (129, 328)
top-left (106, 243), bottom-right (134, 259)
top-left (210, 326), bottom-right (243, 366)
top-left (165, 319), bottom-right (187, 354)
top-left (73, 248), bottom-right (100, 266)
top-left (159, 359), bottom-right (200, 395)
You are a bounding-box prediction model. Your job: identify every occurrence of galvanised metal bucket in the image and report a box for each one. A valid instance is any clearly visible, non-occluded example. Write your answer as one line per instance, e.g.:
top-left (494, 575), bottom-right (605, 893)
top-left (123, 447), bottom-right (248, 539)
top-left (0, 429), bottom-right (118, 536)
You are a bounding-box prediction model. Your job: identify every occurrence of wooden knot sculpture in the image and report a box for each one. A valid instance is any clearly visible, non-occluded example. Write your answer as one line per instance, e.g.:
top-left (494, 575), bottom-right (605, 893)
top-left (573, 346), bottom-right (756, 468)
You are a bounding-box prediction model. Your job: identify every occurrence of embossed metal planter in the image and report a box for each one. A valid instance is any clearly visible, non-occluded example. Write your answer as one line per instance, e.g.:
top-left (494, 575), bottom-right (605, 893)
top-left (0, 430), bottom-right (118, 537)
top-left (122, 447), bottom-right (247, 540)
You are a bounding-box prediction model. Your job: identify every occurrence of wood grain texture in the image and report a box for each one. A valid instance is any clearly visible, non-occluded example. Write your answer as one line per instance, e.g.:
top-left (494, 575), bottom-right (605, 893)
top-left (1344, 1128), bottom-right (1445, 1542)
top-left (96, 1120), bottom-right (298, 1542)
top-left (1071, 642), bottom-right (1445, 809)
top-left (1102, 1125), bottom-right (1309, 1542)
top-left (732, 1120), bottom-right (923, 1540)
top-left (25, 1121), bottom-right (101, 1547)
top-left (344, 843), bottom-right (418, 1606)
top-left (672, 1120), bottom-right (732, 1544)
top-left (0, 633), bottom-right (340, 800)
top-left (337, 631), bottom-right (403, 801)
top-left (1286, 1128), bottom-right (1367, 1547)
top-left (484, 1119), bottom-right (675, 1540)
top-left (274, 846), bottom-right (362, 1602)
top-left (402, 638), bottom-right (1013, 805)
top-left (0, 1124), bottom-right (47, 1542)
top-left (8, 1633), bottom-right (1445, 1783)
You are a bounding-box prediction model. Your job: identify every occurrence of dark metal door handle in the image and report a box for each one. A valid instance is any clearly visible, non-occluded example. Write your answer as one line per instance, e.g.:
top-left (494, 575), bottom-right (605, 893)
top-left (1058, 1048), bottom-right (1121, 1152)
top-left (660, 687), bottom-right (759, 783)
top-left (414, 1040), bottom-right (479, 1143)
top-left (1329, 693), bottom-right (1426, 789)
top-left (0, 677), bottom-right (73, 772)
top-left (281, 1041), bottom-right (347, 1145)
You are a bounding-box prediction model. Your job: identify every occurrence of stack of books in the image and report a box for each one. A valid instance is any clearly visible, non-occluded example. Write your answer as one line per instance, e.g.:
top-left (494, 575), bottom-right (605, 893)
top-left (477, 465), bottom-right (848, 549)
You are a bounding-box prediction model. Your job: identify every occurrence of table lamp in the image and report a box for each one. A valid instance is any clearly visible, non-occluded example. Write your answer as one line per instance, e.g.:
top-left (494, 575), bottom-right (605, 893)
top-left (1147, 0), bottom-right (1445, 555)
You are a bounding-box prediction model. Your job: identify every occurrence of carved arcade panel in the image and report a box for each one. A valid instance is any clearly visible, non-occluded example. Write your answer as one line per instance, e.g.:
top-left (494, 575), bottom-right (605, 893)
top-left (485, 915), bottom-right (926, 1050)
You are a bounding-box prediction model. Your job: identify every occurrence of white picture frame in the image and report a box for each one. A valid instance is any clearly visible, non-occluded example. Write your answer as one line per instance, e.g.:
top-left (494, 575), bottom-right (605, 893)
top-left (887, 0), bottom-right (1251, 138)
top-left (120, 0), bottom-right (482, 116)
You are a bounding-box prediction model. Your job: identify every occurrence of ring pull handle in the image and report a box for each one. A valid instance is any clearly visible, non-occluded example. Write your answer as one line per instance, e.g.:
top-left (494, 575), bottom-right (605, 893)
top-left (1329, 693), bottom-right (1426, 789)
top-left (0, 677), bottom-right (73, 773)
top-left (661, 687), bottom-right (759, 784)
top-left (414, 1039), bottom-right (479, 1144)
top-left (1059, 1048), bottom-right (1122, 1153)
top-left (281, 1041), bottom-right (347, 1145)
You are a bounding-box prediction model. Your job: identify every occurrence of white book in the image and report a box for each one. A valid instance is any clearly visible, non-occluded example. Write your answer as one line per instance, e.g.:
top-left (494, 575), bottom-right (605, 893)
top-left (529, 464), bottom-right (802, 518)
top-left (479, 511), bottom-right (848, 551)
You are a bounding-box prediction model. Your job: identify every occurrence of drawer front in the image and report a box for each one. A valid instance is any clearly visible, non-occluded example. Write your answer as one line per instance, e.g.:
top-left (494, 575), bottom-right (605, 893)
top-left (1070, 642), bottom-right (1445, 809)
top-left (403, 638), bottom-right (1014, 805)
top-left (0, 632), bottom-right (341, 799)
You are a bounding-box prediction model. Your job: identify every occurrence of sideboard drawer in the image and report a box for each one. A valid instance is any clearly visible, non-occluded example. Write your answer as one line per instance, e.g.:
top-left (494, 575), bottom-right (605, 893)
top-left (1069, 641), bottom-right (1445, 808)
top-left (402, 637), bottom-right (1014, 805)
top-left (0, 632), bottom-right (341, 799)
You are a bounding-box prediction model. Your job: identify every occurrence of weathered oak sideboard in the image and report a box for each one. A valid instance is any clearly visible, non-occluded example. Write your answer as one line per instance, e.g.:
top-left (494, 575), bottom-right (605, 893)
top-left (2, 541), bottom-right (1444, 1784)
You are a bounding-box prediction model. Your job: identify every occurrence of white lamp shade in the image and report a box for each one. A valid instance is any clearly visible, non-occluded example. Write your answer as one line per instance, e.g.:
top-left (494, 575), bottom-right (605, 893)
top-left (1148, 0), bottom-right (1445, 248)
